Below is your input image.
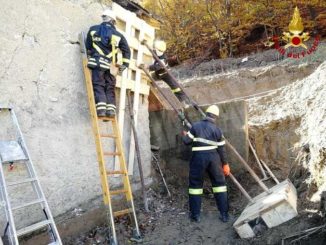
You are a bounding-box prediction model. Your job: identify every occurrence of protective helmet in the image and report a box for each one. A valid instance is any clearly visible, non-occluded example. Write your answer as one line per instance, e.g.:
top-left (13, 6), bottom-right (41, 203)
top-left (154, 40), bottom-right (167, 53)
top-left (206, 105), bottom-right (219, 117)
top-left (102, 9), bottom-right (116, 21)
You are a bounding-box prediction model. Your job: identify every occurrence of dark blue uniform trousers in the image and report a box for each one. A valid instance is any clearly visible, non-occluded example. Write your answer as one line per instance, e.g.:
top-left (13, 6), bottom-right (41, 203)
top-left (189, 152), bottom-right (228, 217)
top-left (92, 69), bottom-right (117, 108)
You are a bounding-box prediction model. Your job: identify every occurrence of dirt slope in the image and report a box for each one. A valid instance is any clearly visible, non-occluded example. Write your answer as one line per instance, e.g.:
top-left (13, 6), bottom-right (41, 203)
top-left (249, 61), bottom-right (326, 190)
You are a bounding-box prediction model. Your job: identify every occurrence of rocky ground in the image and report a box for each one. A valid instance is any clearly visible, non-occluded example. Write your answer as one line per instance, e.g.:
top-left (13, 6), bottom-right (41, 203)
top-left (64, 164), bottom-right (325, 245)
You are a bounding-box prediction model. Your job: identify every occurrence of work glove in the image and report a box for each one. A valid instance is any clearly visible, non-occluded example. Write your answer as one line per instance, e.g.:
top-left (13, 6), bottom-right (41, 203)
top-left (223, 164), bottom-right (230, 176)
top-left (119, 65), bottom-right (127, 74)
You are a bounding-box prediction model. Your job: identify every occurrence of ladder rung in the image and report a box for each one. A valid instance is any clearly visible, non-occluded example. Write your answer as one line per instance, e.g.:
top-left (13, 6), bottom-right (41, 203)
top-left (12, 198), bottom-right (44, 211)
top-left (107, 170), bottom-right (126, 175)
top-left (99, 117), bottom-right (115, 121)
top-left (16, 220), bottom-right (51, 237)
top-left (113, 208), bottom-right (132, 217)
top-left (100, 134), bottom-right (117, 138)
top-left (104, 152), bottom-right (121, 156)
top-left (110, 189), bottom-right (128, 195)
top-left (7, 178), bottom-right (37, 187)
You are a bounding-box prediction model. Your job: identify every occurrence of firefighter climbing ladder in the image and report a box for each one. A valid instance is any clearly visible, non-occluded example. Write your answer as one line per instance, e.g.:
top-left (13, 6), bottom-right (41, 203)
top-left (0, 107), bottom-right (62, 245)
top-left (79, 33), bottom-right (141, 245)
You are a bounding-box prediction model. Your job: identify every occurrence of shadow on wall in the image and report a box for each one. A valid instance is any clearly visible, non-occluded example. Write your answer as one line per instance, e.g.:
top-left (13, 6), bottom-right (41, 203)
top-left (149, 100), bottom-right (248, 180)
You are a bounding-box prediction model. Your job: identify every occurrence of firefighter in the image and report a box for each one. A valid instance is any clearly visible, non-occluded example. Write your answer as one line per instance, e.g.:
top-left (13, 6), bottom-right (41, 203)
top-left (86, 9), bottom-right (131, 117)
top-left (183, 105), bottom-right (230, 223)
top-left (146, 40), bottom-right (191, 108)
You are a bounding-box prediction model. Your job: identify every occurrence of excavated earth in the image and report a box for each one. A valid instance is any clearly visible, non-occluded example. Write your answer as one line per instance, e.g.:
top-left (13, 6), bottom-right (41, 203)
top-left (65, 50), bottom-right (326, 245)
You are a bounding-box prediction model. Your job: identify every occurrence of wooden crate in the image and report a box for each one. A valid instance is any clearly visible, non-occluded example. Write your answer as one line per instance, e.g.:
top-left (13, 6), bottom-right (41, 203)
top-left (233, 179), bottom-right (298, 238)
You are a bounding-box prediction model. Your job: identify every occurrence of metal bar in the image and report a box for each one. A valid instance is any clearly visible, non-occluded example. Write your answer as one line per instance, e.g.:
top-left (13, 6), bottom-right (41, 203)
top-left (152, 154), bottom-right (171, 197)
top-left (12, 198), bottom-right (44, 211)
top-left (0, 158), bottom-right (18, 245)
top-left (248, 139), bottom-right (268, 179)
top-left (127, 91), bottom-right (149, 212)
top-left (16, 220), bottom-right (51, 237)
top-left (229, 173), bottom-right (253, 203)
top-left (261, 160), bottom-right (280, 184)
top-left (7, 178), bottom-right (37, 187)
top-left (10, 109), bottom-right (63, 244)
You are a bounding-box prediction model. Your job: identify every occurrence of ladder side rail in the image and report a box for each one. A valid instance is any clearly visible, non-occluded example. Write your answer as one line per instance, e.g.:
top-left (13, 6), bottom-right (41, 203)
top-left (0, 159), bottom-right (18, 245)
top-left (79, 32), bottom-right (118, 244)
top-left (10, 110), bottom-right (62, 244)
top-left (111, 120), bottom-right (141, 237)
top-left (9, 110), bottom-right (43, 200)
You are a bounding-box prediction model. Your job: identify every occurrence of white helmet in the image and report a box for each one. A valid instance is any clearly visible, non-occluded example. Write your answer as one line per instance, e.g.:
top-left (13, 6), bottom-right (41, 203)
top-left (206, 105), bottom-right (219, 117)
top-left (154, 40), bottom-right (167, 56)
top-left (102, 9), bottom-right (116, 22)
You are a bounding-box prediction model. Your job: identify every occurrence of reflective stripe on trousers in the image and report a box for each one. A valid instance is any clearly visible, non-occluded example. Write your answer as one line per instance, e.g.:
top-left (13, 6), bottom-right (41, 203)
top-left (189, 188), bottom-right (203, 195)
top-left (212, 186), bottom-right (227, 193)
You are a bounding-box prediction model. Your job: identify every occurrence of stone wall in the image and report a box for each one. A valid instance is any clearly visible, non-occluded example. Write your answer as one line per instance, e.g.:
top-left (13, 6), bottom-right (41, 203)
top-left (149, 101), bottom-right (248, 181)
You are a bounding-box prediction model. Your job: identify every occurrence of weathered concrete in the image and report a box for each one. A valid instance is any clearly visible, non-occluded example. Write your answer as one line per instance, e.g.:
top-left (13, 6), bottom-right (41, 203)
top-left (149, 101), bottom-right (248, 178)
top-left (0, 0), bottom-right (152, 231)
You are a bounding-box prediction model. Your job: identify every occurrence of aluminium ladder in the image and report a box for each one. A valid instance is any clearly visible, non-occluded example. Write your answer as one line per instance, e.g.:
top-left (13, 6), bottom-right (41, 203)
top-left (79, 32), bottom-right (141, 245)
top-left (0, 107), bottom-right (62, 245)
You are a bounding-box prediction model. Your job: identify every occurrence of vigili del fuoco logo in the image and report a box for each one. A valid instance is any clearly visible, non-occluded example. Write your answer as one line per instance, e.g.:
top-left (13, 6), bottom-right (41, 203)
top-left (271, 7), bottom-right (320, 59)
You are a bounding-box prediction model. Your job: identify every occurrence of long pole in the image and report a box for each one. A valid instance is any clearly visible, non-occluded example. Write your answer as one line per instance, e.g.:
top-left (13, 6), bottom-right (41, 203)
top-left (261, 160), bottom-right (280, 184)
top-left (127, 91), bottom-right (149, 212)
top-left (152, 154), bottom-right (171, 197)
top-left (140, 65), bottom-right (270, 193)
top-left (141, 41), bottom-right (206, 118)
top-left (139, 66), bottom-right (192, 129)
top-left (248, 139), bottom-right (268, 179)
top-left (225, 141), bottom-right (269, 192)
top-left (229, 173), bottom-right (253, 203)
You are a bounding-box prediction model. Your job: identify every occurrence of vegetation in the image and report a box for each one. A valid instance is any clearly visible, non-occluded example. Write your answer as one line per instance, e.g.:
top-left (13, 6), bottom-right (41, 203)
top-left (143, 0), bottom-right (325, 62)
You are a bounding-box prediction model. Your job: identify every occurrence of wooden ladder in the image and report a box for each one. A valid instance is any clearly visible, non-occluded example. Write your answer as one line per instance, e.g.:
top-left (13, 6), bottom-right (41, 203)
top-left (79, 32), bottom-right (141, 245)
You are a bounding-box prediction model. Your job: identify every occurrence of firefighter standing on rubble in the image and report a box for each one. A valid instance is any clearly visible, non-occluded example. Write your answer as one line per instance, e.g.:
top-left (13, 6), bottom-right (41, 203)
top-left (86, 9), bottom-right (131, 117)
top-left (183, 105), bottom-right (230, 223)
top-left (145, 40), bottom-right (191, 108)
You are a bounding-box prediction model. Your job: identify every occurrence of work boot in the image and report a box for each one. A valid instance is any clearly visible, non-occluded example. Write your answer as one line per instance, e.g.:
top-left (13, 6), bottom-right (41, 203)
top-left (97, 109), bottom-right (106, 117)
top-left (190, 214), bottom-right (201, 223)
top-left (219, 212), bottom-right (229, 223)
top-left (106, 110), bottom-right (116, 118)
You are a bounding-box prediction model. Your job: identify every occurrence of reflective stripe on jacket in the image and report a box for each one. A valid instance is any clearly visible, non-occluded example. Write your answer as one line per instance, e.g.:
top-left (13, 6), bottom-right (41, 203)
top-left (183, 117), bottom-right (227, 163)
top-left (86, 22), bottom-right (130, 70)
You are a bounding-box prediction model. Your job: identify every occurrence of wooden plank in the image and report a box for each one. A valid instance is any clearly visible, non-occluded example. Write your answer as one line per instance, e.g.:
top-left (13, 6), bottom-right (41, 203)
top-left (115, 77), bottom-right (150, 95)
top-left (113, 208), bottom-right (132, 217)
top-left (128, 21), bottom-right (145, 175)
top-left (111, 2), bottom-right (155, 175)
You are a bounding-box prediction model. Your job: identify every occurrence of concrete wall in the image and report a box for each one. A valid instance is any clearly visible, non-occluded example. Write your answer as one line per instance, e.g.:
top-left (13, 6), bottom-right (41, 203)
top-left (0, 0), bottom-right (152, 229)
top-left (149, 101), bottom-right (248, 180)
